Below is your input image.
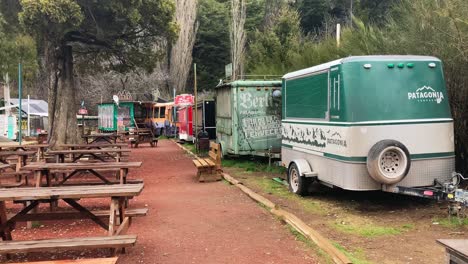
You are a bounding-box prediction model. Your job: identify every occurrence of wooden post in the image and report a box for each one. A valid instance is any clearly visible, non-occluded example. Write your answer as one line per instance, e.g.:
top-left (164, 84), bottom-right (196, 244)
top-left (336, 24), bottom-right (341, 47)
top-left (193, 63), bottom-right (197, 151)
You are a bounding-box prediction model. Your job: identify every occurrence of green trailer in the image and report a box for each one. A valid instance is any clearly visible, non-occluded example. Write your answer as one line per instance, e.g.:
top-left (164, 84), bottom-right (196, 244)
top-left (281, 55), bottom-right (455, 195)
top-left (216, 80), bottom-right (282, 157)
top-left (97, 101), bottom-right (147, 132)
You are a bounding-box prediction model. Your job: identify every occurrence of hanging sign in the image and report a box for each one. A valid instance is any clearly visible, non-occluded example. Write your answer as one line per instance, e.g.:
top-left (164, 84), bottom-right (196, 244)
top-left (117, 90), bottom-right (133, 101)
top-left (174, 94), bottom-right (194, 106)
top-left (78, 108), bottom-right (88, 115)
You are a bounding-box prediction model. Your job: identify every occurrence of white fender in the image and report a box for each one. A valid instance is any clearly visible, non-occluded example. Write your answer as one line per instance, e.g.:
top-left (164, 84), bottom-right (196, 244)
top-left (217, 140), bottom-right (226, 157)
top-left (289, 159), bottom-right (315, 177)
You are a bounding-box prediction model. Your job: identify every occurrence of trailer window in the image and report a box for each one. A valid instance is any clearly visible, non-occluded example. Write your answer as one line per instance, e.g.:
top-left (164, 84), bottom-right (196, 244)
top-left (160, 107), bottom-right (166, 118)
top-left (98, 105), bottom-right (114, 129)
top-left (216, 88), bottom-right (231, 118)
top-left (285, 71), bottom-right (329, 119)
top-left (134, 104), bottom-right (146, 119)
top-left (117, 106), bottom-right (131, 127)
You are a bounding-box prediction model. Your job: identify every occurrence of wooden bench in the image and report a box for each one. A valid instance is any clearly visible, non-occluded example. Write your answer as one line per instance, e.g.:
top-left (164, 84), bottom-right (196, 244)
top-left (0, 235), bottom-right (136, 254)
top-left (11, 257), bottom-right (118, 264)
top-left (192, 142), bottom-right (222, 182)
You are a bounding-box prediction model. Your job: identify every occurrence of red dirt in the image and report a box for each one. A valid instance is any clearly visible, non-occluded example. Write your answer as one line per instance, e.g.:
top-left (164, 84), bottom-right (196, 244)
top-left (3, 140), bottom-right (317, 263)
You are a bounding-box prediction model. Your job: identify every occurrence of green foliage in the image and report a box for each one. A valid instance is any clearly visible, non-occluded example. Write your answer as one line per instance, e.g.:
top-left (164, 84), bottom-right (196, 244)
top-left (193, 0), bottom-right (230, 90)
top-left (296, 0), bottom-right (329, 33)
top-left (246, 6), bottom-right (302, 75)
top-left (245, 0), bottom-right (468, 173)
top-left (245, 0), bottom-right (265, 33)
top-left (19, 0), bottom-right (84, 40)
top-left (0, 11), bottom-right (37, 84)
top-left (16, 0), bottom-right (178, 73)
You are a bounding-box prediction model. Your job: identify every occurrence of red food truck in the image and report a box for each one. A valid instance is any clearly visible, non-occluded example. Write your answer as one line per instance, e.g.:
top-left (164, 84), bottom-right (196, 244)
top-left (175, 94), bottom-right (194, 142)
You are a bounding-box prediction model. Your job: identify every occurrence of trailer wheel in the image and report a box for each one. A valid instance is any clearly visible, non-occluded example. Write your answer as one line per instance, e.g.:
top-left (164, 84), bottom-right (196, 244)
top-left (367, 140), bottom-right (411, 185)
top-left (288, 163), bottom-right (310, 196)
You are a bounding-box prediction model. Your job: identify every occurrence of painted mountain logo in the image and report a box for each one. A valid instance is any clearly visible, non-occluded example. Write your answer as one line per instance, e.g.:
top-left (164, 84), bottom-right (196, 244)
top-left (408, 86), bottom-right (444, 104)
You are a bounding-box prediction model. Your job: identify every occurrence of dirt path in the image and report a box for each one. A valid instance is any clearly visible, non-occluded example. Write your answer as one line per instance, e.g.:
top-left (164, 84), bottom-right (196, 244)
top-left (116, 140), bottom-right (317, 264)
top-left (224, 166), bottom-right (468, 264)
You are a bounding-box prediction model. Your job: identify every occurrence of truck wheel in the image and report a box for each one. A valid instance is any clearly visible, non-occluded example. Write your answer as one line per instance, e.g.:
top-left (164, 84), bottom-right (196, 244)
top-left (288, 163), bottom-right (310, 196)
top-left (367, 140), bottom-right (411, 185)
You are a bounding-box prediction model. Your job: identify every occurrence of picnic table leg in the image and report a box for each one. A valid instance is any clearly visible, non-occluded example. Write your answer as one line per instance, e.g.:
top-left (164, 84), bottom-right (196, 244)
top-left (0, 201), bottom-right (12, 259)
top-left (0, 201), bottom-right (12, 241)
top-left (34, 170), bottom-right (43, 187)
top-left (108, 198), bottom-right (118, 236)
top-left (119, 168), bottom-right (128, 184)
top-left (15, 156), bottom-right (22, 182)
top-left (118, 197), bottom-right (127, 254)
top-left (28, 170), bottom-right (45, 229)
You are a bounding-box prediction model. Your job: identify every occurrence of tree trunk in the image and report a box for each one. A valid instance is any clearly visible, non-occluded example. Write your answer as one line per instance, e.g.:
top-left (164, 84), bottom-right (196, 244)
top-left (169, 0), bottom-right (199, 93)
top-left (48, 44), bottom-right (79, 148)
top-left (230, 0), bottom-right (247, 80)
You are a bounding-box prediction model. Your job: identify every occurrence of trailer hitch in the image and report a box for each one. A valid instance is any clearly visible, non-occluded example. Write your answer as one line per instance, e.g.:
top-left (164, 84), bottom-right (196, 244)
top-left (395, 172), bottom-right (468, 206)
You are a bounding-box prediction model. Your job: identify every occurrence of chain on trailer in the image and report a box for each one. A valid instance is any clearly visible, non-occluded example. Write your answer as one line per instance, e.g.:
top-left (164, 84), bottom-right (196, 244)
top-left (396, 172), bottom-right (468, 218)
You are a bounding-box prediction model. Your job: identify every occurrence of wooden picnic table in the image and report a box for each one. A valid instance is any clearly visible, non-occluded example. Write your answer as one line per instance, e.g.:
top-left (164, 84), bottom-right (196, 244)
top-left (82, 134), bottom-right (120, 144)
top-left (48, 149), bottom-right (131, 163)
top-left (0, 151), bottom-right (36, 173)
top-left (129, 128), bottom-right (158, 148)
top-left (60, 143), bottom-right (128, 150)
top-left (21, 162), bottom-right (142, 187)
top-left (437, 239), bottom-right (468, 264)
top-left (0, 144), bottom-right (49, 162)
top-left (0, 183), bottom-right (144, 242)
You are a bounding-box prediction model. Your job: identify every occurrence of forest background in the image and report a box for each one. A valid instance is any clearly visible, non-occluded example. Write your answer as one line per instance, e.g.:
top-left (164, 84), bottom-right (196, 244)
top-left (0, 0), bottom-right (468, 172)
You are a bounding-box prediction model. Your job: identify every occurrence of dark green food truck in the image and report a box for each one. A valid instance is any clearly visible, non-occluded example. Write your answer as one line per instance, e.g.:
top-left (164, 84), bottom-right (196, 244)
top-left (97, 101), bottom-right (148, 132)
top-left (216, 80), bottom-right (282, 157)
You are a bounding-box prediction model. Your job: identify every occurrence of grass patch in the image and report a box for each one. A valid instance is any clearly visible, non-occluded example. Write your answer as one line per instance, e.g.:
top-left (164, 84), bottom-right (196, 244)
top-left (286, 224), bottom-right (333, 264)
top-left (333, 242), bottom-right (371, 264)
top-left (333, 221), bottom-right (401, 238)
top-left (221, 179), bottom-right (233, 186)
top-left (31, 222), bottom-right (42, 228)
top-left (182, 142), bottom-right (196, 154)
top-left (222, 158), bottom-right (286, 174)
top-left (401, 223), bottom-right (414, 230)
top-left (252, 177), bottom-right (324, 214)
top-left (434, 217), bottom-right (468, 228)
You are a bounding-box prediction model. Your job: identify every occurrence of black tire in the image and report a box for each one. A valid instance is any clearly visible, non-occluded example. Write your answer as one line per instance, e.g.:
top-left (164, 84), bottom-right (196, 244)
top-left (288, 163), bottom-right (310, 196)
top-left (367, 140), bottom-right (411, 185)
